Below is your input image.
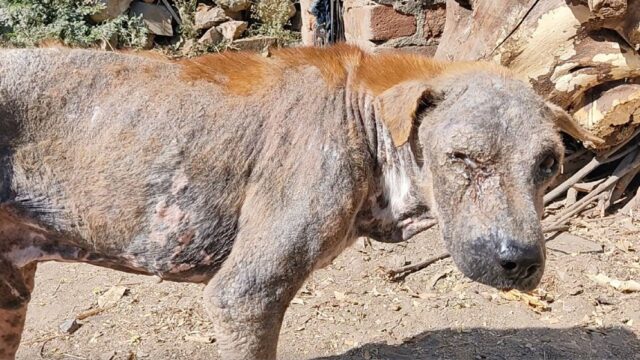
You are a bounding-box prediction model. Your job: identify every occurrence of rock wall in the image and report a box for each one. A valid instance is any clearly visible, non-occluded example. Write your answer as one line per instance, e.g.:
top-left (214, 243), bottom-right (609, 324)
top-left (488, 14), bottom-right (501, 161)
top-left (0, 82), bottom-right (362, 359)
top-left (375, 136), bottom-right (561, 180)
top-left (92, 0), bottom-right (443, 54)
top-left (95, 0), bottom-right (297, 53)
top-left (301, 0), bottom-right (445, 54)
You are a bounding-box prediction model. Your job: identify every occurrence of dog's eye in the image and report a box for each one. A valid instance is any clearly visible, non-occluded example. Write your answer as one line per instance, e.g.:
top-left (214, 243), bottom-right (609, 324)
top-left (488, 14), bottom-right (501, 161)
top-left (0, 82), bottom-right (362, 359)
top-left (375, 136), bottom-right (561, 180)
top-left (539, 154), bottom-right (558, 178)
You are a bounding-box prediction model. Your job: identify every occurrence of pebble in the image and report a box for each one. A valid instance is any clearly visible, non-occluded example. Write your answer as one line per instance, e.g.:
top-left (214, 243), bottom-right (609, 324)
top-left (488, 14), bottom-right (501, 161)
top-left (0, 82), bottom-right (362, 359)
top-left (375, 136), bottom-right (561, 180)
top-left (59, 318), bottom-right (82, 334)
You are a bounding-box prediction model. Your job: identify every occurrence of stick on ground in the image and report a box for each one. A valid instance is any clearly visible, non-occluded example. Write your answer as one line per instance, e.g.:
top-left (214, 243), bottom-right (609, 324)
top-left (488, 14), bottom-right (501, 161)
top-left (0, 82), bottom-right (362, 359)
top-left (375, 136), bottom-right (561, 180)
top-left (386, 253), bottom-right (450, 282)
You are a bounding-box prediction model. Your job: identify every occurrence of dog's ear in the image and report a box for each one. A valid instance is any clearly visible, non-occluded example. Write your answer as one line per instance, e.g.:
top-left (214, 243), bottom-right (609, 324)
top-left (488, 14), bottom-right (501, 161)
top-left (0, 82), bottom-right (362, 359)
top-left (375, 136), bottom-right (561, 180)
top-left (376, 81), bottom-right (441, 147)
top-left (546, 102), bottom-right (605, 146)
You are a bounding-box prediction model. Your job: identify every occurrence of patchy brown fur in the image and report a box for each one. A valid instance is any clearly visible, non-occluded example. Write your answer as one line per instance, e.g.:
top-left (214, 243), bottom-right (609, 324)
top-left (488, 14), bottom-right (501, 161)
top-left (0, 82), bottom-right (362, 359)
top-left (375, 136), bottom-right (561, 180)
top-left (179, 44), bottom-right (363, 94)
top-left (178, 44), bottom-right (509, 96)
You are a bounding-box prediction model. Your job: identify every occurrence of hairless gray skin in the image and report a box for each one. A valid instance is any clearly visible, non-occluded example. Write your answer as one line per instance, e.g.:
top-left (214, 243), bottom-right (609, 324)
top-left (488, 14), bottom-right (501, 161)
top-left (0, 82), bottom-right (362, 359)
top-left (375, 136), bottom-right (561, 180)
top-left (0, 45), bottom-right (600, 359)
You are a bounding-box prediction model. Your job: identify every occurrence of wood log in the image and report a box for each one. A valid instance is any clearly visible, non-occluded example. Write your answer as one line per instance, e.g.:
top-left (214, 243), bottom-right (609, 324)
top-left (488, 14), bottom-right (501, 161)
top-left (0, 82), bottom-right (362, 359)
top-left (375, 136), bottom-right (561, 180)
top-left (435, 0), bottom-right (536, 61)
top-left (573, 84), bottom-right (640, 145)
top-left (619, 0), bottom-right (640, 49)
top-left (435, 0), bottom-right (640, 149)
top-left (602, 0), bottom-right (640, 50)
top-left (589, 0), bottom-right (627, 20)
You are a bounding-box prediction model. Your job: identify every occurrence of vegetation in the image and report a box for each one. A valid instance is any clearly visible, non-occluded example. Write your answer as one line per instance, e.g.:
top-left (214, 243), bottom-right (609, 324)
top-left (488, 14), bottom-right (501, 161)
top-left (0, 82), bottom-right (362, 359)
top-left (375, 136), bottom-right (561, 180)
top-left (250, 0), bottom-right (300, 44)
top-left (0, 0), bottom-right (149, 48)
top-left (0, 0), bottom-right (301, 53)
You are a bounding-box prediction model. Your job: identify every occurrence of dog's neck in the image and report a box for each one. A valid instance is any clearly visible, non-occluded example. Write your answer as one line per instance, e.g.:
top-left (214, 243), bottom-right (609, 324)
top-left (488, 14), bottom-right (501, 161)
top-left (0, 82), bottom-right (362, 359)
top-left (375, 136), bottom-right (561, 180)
top-left (351, 88), bottom-right (437, 242)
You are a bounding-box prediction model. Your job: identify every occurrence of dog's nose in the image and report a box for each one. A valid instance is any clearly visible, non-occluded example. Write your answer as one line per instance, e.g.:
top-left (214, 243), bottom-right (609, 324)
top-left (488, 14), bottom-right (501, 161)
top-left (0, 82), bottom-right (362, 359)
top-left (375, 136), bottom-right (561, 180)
top-left (497, 241), bottom-right (543, 280)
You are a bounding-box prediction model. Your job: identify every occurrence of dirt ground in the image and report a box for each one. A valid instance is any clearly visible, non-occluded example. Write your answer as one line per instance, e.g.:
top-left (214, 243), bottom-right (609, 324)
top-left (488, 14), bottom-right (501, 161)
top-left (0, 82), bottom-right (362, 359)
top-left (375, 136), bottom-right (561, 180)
top-left (16, 215), bottom-right (640, 360)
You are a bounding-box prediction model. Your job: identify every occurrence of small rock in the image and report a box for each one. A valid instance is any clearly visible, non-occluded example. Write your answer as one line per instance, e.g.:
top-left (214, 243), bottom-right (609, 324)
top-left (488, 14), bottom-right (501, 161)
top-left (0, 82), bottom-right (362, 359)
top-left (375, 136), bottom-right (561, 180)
top-left (59, 319), bottom-right (81, 335)
top-left (418, 292), bottom-right (435, 299)
top-left (194, 4), bottom-right (228, 30)
top-left (291, 297), bottom-right (305, 305)
top-left (216, 0), bottom-right (251, 12)
top-left (595, 295), bottom-right (616, 305)
top-left (185, 334), bottom-right (215, 343)
top-left (568, 286), bottom-right (584, 296)
top-left (130, 2), bottom-right (173, 36)
top-left (198, 27), bottom-right (223, 45)
top-left (480, 291), bottom-right (493, 301)
top-left (547, 233), bottom-right (603, 254)
top-left (217, 21), bottom-right (248, 41)
top-left (98, 285), bottom-right (129, 308)
top-left (90, 0), bottom-right (134, 22)
top-left (232, 36), bottom-right (278, 52)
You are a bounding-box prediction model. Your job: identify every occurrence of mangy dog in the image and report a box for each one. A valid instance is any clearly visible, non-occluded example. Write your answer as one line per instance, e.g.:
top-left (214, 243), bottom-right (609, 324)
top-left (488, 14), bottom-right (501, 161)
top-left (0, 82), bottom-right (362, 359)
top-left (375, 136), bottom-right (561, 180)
top-left (0, 45), bottom-right (601, 359)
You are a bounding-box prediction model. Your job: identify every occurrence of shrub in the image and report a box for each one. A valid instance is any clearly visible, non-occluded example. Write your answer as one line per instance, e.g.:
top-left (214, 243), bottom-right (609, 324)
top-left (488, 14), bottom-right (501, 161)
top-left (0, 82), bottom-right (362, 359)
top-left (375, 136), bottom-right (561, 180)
top-left (250, 0), bottom-right (300, 44)
top-left (173, 0), bottom-right (197, 40)
top-left (0, 0), bottom-right (149, 48)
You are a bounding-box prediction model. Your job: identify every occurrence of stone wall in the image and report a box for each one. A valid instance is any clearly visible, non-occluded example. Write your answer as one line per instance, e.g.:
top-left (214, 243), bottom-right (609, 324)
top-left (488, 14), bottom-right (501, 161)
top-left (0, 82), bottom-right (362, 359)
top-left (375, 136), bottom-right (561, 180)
top-left (88, 0), bottom-right (442, 54)
top-left (92, 0), bottom-right (299, 53)
top-left (301, 0), bottom-right (445, 55)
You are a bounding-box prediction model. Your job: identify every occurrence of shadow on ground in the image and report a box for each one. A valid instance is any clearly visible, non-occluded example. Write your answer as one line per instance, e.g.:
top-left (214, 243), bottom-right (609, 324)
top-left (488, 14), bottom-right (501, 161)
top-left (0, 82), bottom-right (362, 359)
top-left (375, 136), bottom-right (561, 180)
top-left (314, 326), bottom-right (640, 360)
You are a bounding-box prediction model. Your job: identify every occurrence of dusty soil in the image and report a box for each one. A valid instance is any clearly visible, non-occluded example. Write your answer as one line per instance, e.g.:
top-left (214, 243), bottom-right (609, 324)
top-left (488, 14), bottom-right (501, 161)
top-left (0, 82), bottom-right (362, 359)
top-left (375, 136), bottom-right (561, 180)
top-left (16, 216), bottom-right (640, 360)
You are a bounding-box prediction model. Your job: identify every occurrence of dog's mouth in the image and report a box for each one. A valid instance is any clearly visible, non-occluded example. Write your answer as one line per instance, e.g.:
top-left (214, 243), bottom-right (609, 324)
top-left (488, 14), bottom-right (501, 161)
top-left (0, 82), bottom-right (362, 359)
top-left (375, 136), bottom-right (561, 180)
top-left (397, 215), bottom-right (437, 240)
top-left (449, 250), bottom-right (544, 292)
top-left (395, 205), bottom-right (437, 239)
top-left (473, 271), bottom-right (542, 292)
